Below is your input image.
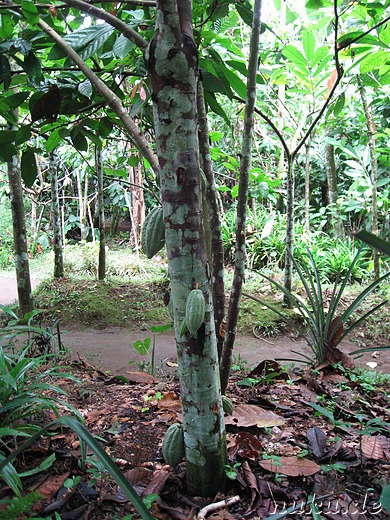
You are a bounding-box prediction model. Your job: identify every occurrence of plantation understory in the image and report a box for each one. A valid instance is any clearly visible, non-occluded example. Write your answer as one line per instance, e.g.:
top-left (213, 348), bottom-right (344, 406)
top-left (1, 355), bottom-right (389, 519)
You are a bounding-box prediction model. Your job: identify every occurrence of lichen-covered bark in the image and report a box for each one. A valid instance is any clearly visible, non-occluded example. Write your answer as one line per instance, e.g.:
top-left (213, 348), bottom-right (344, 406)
top-left (145, 0), bottom-right (227, 495)
top-left (219, 0), bottom-right (263, 394)
top-left (357, 77), bottom-right (379, 280)
top-left (96, 147), bottom-right (106, 280)
top-left (197, 80), bottom-right (225, 358)
top-left (49, 151), bottom-right (64, 278)
top-left (7, 135), bottom-right (33, 317)
top-left (324, 125), bottom-right (344, 239)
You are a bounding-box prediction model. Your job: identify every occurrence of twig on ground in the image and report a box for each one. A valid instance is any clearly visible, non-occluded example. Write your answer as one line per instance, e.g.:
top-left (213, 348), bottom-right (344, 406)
top-left (197, 495), bottom-right (240, 519)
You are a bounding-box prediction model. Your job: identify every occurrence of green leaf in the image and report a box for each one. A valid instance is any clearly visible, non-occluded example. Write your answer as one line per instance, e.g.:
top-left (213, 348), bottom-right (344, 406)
top-left (0, 144), bottom-right (17, 162)
top-left (83, 128), bottom-right (102, 149)
top-left (333, 92), bottom-right (345, 117)
top-left (204, 91), bottom-right (230, 125)
top-left (21, 146), bottom-right (38, 188)
top-left (310, 46), bottom-right (329, 68)
top-left (70, 126), bottom-right (88, 152)
top-left (0, 130), bottom-right (16, 145)
top-left (354, 230), bottom-right (390, 256)
top-left (24, 52), bottom-right (42, 85)
top-left (0, 14), bottom-right (16, 39)
top-left (282, 44), bottom-right (307, 74)
top-left (149, 323), bottom-right (172, 333)
top-left (46, 129), bottom-right (61, 152)
top-left (133, 338), bottom-right (151, 355)
top-left (360, 50), bottom-right (389, 74)
top-left (0, 54), bottom-right (11, 90)
top-left (113, 33), bottom-right (135, 61)
top-left (98, 118), bottom-right (113, 139)
top-left (78, 80), bottom-right (92, 98)
top-left (21, 0), bottom-right (39, 26)
top-left (15, 125), bottom-right (32, 146)
top-left (68, 24), bottom-right (115, 61)
top-left (236, 0), bottom-right (253, 27)
top-left (302, 29), bottom-right (315, 61)
top-left (381, 484), bottom-right (390, 513)
top-left (209, 131), bottom-right (224, 142)
top-left (5, 91), bottom-right (30, 109)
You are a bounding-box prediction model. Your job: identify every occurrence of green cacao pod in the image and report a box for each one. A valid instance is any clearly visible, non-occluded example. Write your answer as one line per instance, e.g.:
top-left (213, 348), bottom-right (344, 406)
top-left (185, 289), bottom-right (205, 336)
top-left (222, 395), bottom-right (234, 415)
top-left (162, 423), bottom-right (184, 467)
top-left (141, 206), bottom-right (165, 259)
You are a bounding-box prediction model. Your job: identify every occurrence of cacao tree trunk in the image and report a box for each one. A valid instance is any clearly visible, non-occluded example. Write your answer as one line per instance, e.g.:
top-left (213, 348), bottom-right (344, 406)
top-left (7, 124), bottom-right (33, 317)
top-left (357, 76), bottom-right (380, 280)
top-left (324, 125), bottom-right (344, 239)
top-left (96, 147), bottom-right (106, 280)
top-left (146, 0), bottom-right (227, 495)
top-left (220, 0), bottom-right (263, 394)
top-left (197, 80), bottom-right (226, 358)
top-left (49, 150), bottom-right (64, 278)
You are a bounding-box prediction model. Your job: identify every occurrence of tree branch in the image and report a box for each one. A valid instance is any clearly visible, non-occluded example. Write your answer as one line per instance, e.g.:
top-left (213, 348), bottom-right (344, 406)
top-left (63, 0), bottom-right (148, 51)
top-left (38, 18), bottom-right (159, 175)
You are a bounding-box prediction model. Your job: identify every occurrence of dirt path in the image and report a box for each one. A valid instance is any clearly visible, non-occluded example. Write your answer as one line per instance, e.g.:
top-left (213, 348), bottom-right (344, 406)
top-left (1, 276), bottom-right (389, 375)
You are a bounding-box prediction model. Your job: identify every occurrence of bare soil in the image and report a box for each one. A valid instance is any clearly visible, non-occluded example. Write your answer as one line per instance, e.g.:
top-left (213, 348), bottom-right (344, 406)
top-left (1, 276), bottom-right (389, 374)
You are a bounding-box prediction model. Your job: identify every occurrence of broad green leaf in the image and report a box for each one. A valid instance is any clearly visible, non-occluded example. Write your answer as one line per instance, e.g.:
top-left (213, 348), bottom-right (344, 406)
top-left (204, 91), bottom-right (230, 126)
top-left (48, 24), bottom-right (114, 62)
top-left (0, 130), bottom-right (16, 145)
top-left (223, 66), bottom-right (246, 99)
top-left (333, 92), bottom-right (345, 117)
top-left (0, 54), bottom-right (11, 90)
top-left (113, 33), bottom-right (135, 61)
top-left (70, 127), bottom-right (88, 152)
top-left (360, 50), bottom-right (389, 74)
top-left (24, 52), bottom-right (42, 85)
top-left (5, 91), bottom-right (30, 109)
top-left (311, 46), bottom-right (329, 68)
top-left (236, 0), bottom-right (253, 27)
top-left (46, 129), bottom-right (61, 152)
top-left (286, 63), bottom-right (310, 84)
top-left (149, 323), bottom-right (172, 333)
top-left (282, 44), bottom-right (307, 74)
top-left (78, 80), bottom-right (92, 98)
top-left (209, 131), bottom-right (224, 142)
top-left (302, 29), bottom-right (315, 61)
top-left (83, 128), bottom-right (102, 149)
top-left (200, 68), bottom-right (227, 94)
top-left (21, 0), bottom-right (39, 26)
top-left (379, 24), bottom-right (390, 46)
top-left (0, 144), bottom-right (17, 162)
top-left (380, 484), bottom-right (390, 512)
top-left (21, 146), bottom-right (38, 188)
top-left (98, 118), bottom-right (113, 139)
top-left (0, 14), bottom-right (15, 39)
top-left (15, 125), bottom-right (32, 146)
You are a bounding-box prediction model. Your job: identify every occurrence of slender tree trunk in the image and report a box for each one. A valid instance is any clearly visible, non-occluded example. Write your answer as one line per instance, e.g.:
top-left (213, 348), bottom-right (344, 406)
top-left (146, 0), bottom-right (227, 495)
top-left (357, 76), bottom-right (380, 280)
top-left (7, 124), bottom-right (33, 317)
top-left (197, 80), bottom-right (226, 358)
top-left (49, 150), bottom-right (64, 278)
top-left (96, 147), bottom-right (106, 280)
top-left (283, 157), bottom-right (295, 301)
top-left (324, 125), bottom-right (344, 239)
top-left (76, 169), bottom-right (87, 242)
top-left (128, 163), bottom-right (145, 247)
top-left (220, 0), bottom-right (263, 394)
top-left (304, 141), bottom-right (311, 234)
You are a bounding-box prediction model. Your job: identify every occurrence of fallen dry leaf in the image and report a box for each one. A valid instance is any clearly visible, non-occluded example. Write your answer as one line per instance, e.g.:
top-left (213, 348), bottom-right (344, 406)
top-left (361, 435), bottom-right (389, 460)
top-left (225, 404), bottom-right (285, 428)
top-left (259, 455), bottom-right (320, 476)
top-left (157, 391), bottom-right (181, 411)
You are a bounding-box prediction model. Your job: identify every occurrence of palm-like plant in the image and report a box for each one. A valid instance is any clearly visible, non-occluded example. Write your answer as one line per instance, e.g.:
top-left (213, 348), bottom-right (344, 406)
top-left (244, 247), bottom-right (390, 365)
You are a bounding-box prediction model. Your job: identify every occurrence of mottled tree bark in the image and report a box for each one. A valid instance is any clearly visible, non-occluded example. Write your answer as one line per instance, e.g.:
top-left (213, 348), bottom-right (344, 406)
top-left (146, 0), bottom-right (227, 495)
top-left (220, 0), bottom-right (263, 394)
top-left (128, 164), bottom-right (145, 247)
top-left (96, 147), bottom-right (106, 280)
top-left (197, 80), bottom-right (225, 358)
top-left (49, 150), bottom-right (64, 278)
top-left (7, 126), bottom-right (33, 317)
top-left (357, 77), bottom-right (379, 280)
top-left (324, 125), bottom-right (344, 239)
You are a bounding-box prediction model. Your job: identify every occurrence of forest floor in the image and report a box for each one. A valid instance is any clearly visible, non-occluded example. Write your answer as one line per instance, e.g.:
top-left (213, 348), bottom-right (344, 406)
top-left (1, 271), bottom-right (390, 519)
